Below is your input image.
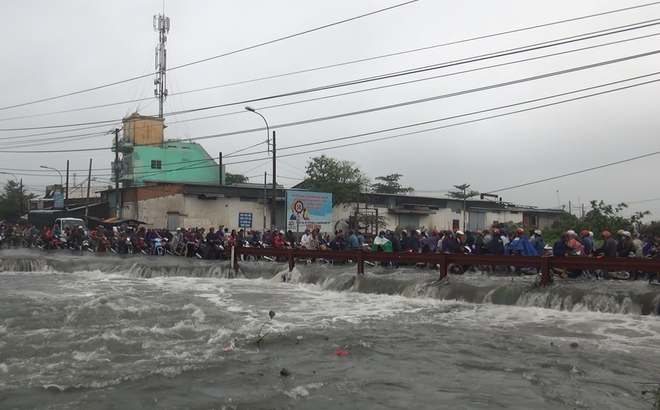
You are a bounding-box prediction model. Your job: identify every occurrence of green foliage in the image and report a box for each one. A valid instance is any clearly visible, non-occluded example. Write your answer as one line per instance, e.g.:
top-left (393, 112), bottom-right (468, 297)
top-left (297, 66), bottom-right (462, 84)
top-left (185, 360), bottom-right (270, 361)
top-left (225, 172), bottom-right (249, 184)
top-left (302, 155), bottom-right (370, 206)
top-left (446, 184), bottom-right (479, 200)
top-left (543, 200), bottom-right (651, 244)
top-left (639, 221), bottom-right (660, 240)
top-left (372, 173), bottom-right (412, 194)
top-left (0, 180), bottom-right (32, 221)
top-left (492, 221), bottom-right (523, 233)
top-left (354, 212), bottom-right (388, 233)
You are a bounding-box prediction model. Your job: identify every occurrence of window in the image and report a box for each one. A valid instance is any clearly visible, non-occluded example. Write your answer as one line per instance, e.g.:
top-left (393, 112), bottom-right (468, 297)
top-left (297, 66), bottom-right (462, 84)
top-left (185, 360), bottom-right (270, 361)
top-left (151, 160), bottom-right (162, 169)
top-left (452, 219), bottom-right (460, 230)
top-left (530, 215), bottom-right (538, 227)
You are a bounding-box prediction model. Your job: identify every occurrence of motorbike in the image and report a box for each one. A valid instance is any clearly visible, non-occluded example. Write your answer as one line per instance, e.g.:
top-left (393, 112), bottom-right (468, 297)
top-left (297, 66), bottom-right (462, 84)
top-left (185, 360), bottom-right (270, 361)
top-left (152, 238), bottom-right (165, 256)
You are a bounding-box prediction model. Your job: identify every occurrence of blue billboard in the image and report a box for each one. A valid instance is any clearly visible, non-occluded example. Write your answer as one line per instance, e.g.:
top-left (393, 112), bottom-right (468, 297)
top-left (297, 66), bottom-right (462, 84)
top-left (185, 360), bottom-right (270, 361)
top-left (286, 190), bottom-right (333, 232)
top-left (238, 212), bottom-right (253, 228)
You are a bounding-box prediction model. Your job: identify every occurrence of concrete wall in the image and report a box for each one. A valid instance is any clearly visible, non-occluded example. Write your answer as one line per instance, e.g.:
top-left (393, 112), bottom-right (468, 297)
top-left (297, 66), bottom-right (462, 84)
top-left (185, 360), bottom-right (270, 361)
top-left (123, 193), bottom-right (268, 230)
top-left (123, 114), bottom-right (165, 147)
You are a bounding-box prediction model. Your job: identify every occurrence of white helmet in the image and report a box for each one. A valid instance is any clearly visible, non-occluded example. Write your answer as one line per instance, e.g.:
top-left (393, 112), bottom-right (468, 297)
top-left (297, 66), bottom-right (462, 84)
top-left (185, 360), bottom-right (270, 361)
top-left (588, 231), bottom-right (593, 237)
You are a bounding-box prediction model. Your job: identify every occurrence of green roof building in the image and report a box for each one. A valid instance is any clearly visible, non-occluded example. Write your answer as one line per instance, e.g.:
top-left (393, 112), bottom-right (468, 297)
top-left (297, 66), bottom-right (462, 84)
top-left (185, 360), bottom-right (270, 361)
top-left (113, 113), bottom-right (222, 187)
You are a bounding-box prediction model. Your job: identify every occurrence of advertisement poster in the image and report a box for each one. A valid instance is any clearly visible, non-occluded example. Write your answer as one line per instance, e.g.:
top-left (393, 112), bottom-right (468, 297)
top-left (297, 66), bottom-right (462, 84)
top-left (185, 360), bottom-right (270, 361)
top-left (286, 190), bottom-right (333, 232)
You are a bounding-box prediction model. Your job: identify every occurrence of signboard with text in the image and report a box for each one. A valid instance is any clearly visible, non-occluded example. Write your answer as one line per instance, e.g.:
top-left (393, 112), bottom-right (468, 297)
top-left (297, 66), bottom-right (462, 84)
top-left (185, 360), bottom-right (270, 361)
top-left (286, 190), bottom-right (333, 232)
top-left (53, 192), bottom-right (64, 209)
top-left (238, 212), bottom-right (253, 228)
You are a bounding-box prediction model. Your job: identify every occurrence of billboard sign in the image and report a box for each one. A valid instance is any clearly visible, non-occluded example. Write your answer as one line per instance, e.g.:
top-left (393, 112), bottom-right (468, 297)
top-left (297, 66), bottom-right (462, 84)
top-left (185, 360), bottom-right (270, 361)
top-left (238, 212), bottom-right (253, 228)
top-left (286, 190), bottom-right (333, 232)
top-left (53, 192), bottom-right (64, 209)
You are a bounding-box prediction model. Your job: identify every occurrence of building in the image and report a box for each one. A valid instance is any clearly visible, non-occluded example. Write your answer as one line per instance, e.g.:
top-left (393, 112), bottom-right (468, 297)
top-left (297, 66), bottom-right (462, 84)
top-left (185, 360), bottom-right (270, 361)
top-left (108, 181), bottom-right (286, 230)
top-left (334, 193), bottom-right (565, 233)
top-left (109, 113), bottom-right (225, 217)
top-left (103, 182), bottom-right (564, 233)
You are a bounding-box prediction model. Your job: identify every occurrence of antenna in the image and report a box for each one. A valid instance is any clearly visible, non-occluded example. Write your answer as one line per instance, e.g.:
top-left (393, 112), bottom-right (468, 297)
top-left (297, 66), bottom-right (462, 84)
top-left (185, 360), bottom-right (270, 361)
top-left (153, 13), bottom-right (170, 118)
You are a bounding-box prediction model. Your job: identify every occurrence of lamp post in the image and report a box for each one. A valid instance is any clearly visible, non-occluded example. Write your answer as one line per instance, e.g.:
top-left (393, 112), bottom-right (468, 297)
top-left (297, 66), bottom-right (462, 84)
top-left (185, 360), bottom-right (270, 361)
top-left (40, 165), bottom-right (63, 186)
top-left (41, 165), bottom-right (64, 209)
top-left (245, 106), bottom-right (277, 228)
top-left (0, 171), bottom-right (18, 182)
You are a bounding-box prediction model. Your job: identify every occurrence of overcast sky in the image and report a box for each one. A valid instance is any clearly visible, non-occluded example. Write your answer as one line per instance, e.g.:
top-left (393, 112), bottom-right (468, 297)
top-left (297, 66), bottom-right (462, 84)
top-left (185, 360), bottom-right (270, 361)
top-left (1, 0), bottom-right (659, 219)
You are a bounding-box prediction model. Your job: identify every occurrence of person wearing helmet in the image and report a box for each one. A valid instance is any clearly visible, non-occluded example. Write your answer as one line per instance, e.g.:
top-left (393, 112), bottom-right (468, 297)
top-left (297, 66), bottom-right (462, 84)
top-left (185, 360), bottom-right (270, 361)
top-left (372, 231), bottom-right (393, 253)
top-left (274, 230), bottom-right (285, 249)
top-left (566, 230), bottom-right (586, 256)
top-left (531, 230), bottom-right (545, 255)
top-left (441, 230), bottom-right (458, 254)
top-left (421, 229), bottom-right (439, 253)
top-left (464, 230), bottom-right (475, 252)
top-left (400, 229), bottom-right (411, 251)
top-left (332, 230), bottom-right (347, 251)
top-left (482, 229), bottom-right (493, 251)
top-left (505, 228), bottom-right (538, 256)
top-left (593, 231), bottom-right (617, 257)
top-left (488, 228), bottom-right (505, 255)
top-left (385, 230), bottom-right (402, 252)
top-left (474, 230), bottom-right (484, 254)
top-left (617, 231), bottom-right (636, 257)
top-left (410, 229), bottom-right (422, 253)
top-left (580, 230), bottom-right (593, 255)
top-left (498, 229), bottom-right (509, 247)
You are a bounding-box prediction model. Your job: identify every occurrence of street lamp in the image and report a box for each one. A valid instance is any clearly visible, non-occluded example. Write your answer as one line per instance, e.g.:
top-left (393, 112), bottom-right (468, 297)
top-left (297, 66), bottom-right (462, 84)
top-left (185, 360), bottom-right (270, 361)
top-left (0, 171), bottom-right (18, 182)
top-left (245, 106), bottom-right (277, 229)
top-left (40, 165), bottom-right (63, 186)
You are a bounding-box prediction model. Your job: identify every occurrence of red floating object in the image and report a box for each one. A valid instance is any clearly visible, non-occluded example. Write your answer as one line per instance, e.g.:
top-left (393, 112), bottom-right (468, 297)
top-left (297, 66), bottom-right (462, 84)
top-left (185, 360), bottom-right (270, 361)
top-left (333, 350), bottom-right (348, 356)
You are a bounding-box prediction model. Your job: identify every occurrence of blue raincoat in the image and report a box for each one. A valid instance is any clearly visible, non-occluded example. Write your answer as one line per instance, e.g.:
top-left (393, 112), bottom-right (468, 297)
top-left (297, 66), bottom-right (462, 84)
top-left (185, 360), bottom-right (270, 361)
top-left (504, 234), bottom-right (538, 256)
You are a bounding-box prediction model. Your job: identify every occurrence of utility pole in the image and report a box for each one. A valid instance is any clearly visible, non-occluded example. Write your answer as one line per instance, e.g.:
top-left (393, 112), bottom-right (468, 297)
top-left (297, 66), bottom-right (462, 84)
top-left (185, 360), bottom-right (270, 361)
top-left (84, 159), bottom-right (92, 223)
top-left (569, 201), bottom-right (572, 216)
top-left (271, 130), bottom-right (277, 228)
top-left (454, 183), bottom-right (470, 231)
top-left (113, 128), bottom-right (121, 217)
top-left (263, 171), bottom-right (267, 232)
top-left (65, 160), bottom-right (69, 211)
top-left (19, 179), bottom-right (23, 216)
top-left (153, 13), bottom-right (170, 118)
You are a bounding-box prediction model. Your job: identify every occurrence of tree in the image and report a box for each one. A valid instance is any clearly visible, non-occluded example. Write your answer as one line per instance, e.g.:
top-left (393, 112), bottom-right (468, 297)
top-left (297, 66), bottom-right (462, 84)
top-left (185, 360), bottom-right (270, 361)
top-left (543, 200), bottom-right (651, 243)
top-left (225, 172), bottom-right (249, 184)
top-left (0, 180), bottom-right (33, 221)
top-left (302, 154), bottom-right (370, 206)
top-left (447, 183), bottom-right (479, 230)
top-left (446, 184), bottom-right (479, 200)
top-left (372, 173), bottom-right (413, 194)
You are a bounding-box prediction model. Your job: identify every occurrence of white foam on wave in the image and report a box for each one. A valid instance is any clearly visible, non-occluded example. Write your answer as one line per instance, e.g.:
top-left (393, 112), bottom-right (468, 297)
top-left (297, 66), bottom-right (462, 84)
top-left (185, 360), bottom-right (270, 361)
top-left (284, 382), bottom-right (325, 399)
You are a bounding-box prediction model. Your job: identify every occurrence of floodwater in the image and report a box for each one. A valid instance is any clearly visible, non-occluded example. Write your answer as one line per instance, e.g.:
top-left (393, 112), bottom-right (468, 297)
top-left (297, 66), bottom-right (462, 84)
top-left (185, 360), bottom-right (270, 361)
top-left (1, 249), bottom-right (659, 409)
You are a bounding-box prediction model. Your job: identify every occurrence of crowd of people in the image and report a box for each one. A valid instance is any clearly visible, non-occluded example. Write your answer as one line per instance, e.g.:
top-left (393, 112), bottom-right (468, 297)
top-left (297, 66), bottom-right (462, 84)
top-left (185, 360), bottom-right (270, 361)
top-left (2, 220), bottom-right (658, 271)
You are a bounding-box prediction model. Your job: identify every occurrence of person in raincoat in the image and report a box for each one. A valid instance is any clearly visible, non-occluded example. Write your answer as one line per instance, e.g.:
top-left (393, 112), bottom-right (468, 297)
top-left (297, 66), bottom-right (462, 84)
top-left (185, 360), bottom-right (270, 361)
top-left (371, 231), bottom-right (393, 252)
top-left (505, 228), bottom-right (538, 256)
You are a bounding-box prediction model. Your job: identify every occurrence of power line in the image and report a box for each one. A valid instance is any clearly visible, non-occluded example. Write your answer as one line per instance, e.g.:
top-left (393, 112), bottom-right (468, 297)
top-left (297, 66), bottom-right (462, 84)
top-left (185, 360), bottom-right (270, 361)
top-left (0, 0), bottom-right (419, 113)
top-left (135, 73), bottom-right (660, 176)
top-left (210, 50), bottom-right (660, 148)
top-left (164, 19), bottom-right (660, 119)
top-left (225, 75), bottom-right (660, 165)
top-left (485, 150), bottom-right (660, 194)
top-left (2, 17), bottom-right (658, 135)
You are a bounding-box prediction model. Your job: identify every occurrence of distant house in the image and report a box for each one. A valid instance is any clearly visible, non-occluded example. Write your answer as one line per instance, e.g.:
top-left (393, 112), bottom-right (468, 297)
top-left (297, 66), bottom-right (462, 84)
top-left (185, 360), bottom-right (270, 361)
top-left (333, 193), bottom-right (565, 233)
top-left (109, 113), bottom-right (224, 217)
top-left (102, 181), bottom-right (565, 233)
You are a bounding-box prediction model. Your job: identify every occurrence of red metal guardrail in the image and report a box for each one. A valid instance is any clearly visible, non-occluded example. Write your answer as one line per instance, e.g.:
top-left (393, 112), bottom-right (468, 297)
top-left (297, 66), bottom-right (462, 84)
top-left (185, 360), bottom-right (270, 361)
top-left (226, 247), bottom-right (660, 286)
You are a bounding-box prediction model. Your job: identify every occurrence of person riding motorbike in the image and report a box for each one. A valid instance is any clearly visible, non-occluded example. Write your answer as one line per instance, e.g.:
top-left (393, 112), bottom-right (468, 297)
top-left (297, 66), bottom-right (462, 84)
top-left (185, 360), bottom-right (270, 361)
top-left (617, 231), bottom-right (636, 257)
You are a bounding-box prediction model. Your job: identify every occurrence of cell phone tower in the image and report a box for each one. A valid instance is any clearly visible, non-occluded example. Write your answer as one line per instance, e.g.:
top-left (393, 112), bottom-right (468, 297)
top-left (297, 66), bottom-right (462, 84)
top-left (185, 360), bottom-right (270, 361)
top-left (153, 13), bottom-right (170, 118)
